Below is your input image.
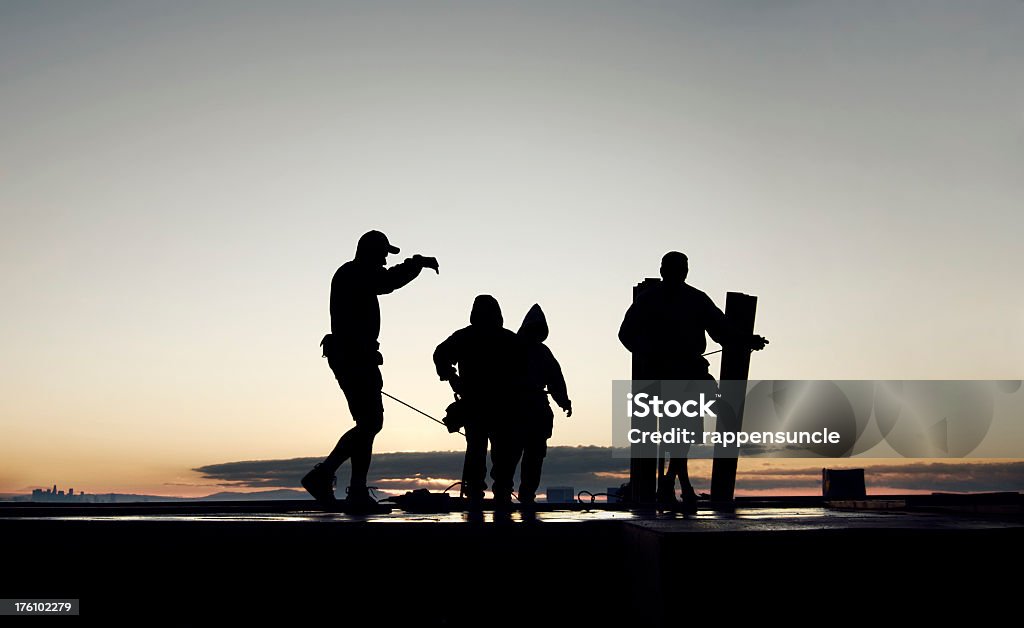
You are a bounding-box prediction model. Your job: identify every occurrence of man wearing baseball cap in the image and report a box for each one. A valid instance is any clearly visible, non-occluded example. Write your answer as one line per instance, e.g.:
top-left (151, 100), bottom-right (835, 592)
top-left (303, 230), bottom-right (439, 513)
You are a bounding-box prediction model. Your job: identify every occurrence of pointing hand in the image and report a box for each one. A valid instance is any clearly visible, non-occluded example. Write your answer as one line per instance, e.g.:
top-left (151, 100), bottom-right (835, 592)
top-left (415, 255), bottom-right (440, 274)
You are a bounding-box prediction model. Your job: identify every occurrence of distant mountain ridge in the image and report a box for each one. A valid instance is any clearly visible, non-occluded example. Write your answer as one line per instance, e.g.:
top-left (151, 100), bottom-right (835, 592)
top-left (198, 489), bottom-right (310, 501)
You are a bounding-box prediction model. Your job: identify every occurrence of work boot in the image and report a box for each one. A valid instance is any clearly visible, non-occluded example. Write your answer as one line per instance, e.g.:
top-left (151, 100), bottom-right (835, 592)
top-left (657, 477), bottom-right (679, 506)
top-left (301, 463), bottom-right (337, 504)
top-left (463, 485), bottom-right (485, 510)
top-left (465, 493), bottom-right (484, 511)
top-left (679, 486), bottom-right (699, 514)
top-left (492, 491), bottom-right (513, 511)
top-left (518, 492), bottom-right (537, 510)
top-left (344, 488), bottom-right (392, 515)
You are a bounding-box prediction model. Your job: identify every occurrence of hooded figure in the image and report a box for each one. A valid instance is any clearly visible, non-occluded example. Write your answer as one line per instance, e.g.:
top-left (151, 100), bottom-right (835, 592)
top-left (433, 295), bottom-right (524, 504)
top-left (512, 304), bottom-right (572, 505)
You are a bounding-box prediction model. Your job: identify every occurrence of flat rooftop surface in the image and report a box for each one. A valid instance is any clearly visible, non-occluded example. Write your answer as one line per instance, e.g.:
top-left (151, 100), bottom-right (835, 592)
top-left (2, 501), bottom-right (1022, 531)
top-left (6, 497), bottom-right (1021, 622)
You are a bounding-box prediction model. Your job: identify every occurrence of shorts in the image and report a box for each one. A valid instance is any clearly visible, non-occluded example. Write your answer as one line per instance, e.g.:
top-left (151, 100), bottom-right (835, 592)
top-left (328, 356), bottom-right (384, 429)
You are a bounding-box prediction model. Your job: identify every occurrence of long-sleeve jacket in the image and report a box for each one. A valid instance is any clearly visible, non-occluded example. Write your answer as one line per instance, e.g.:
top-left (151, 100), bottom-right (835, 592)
top-left (517, 304), bottom-right (570, 412)
top-left (522, 343), bottom-right (570, 411)
top-left (618, 282), bottom-right (735, 373)
top-left (433, 325), bottom-right (523, 402)
top-left (330, 257), bottom-right (422, 355)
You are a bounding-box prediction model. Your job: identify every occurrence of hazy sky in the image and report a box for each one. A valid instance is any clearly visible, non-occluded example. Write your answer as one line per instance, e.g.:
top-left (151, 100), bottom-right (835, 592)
top-left (2, 1), bottom-right (1022, 495)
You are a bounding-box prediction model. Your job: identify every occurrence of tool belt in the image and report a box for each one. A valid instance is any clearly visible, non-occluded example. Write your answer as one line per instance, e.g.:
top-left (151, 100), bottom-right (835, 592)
top-left (320, 334), bottom-right (384, 365)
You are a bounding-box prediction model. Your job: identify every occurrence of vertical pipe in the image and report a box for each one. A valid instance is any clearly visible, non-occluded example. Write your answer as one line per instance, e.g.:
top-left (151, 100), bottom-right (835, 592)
top-left (629, 278), bottom-right (661, 505)
top-left (709, 292), bottom-right (758, 504)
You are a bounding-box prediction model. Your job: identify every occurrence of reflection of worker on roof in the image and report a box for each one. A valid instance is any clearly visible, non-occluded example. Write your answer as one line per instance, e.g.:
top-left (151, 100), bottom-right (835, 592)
top-left (302, 230), bottom-right (438, 513)
top-left (510, 304), bottom-right (572, 506)
top-left (618, 251), bottom-right (767, 510)
top-left (433, 295), bottom-right (523, 506)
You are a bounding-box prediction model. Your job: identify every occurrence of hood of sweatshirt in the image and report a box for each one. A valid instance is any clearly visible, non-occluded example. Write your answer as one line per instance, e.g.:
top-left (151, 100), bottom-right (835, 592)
top-left (469, 294), bottom-right (503, 328)
top-left (517, 303), bottom-right (548, 343)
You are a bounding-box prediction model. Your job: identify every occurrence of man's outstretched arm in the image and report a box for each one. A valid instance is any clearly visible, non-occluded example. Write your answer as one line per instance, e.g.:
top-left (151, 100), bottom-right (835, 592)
top-left (376, 255), bottom-right (439, 295)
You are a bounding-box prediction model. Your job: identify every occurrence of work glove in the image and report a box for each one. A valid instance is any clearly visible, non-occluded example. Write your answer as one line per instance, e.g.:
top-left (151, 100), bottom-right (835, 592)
top-left (413, 255), bottom-right (440, 274)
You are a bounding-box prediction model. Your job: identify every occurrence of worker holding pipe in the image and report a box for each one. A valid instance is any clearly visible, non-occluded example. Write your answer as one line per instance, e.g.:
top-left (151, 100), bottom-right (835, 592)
top-left (618, 252), bottom-right (767, 512)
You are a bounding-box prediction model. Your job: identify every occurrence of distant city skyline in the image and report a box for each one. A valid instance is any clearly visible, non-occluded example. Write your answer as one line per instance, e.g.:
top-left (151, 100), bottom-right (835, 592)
top-left (2, 1), bottom-right (1022, 496)
top-left (8, 455), bottom-right (1024, 502)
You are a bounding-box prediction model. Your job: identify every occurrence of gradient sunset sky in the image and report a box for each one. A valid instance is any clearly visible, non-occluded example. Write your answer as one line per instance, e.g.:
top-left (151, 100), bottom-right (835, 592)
top-left (2, 1), bottom-right (1022, 496)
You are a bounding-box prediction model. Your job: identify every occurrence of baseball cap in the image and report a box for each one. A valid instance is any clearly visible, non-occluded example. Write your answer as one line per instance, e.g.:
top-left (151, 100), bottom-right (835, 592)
top-left (357, 230), bottom-right (400, 255)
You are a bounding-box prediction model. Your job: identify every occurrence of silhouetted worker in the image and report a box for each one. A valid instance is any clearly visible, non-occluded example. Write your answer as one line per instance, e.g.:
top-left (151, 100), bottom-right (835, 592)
top-left (303, 230), bottom-right (438, 512)
top-left (618, 251), bottom-right (767, 511)
top-left (511, 304), bottom-right (572, 506)
top-left (433, 295), bottom-right (523, 507)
